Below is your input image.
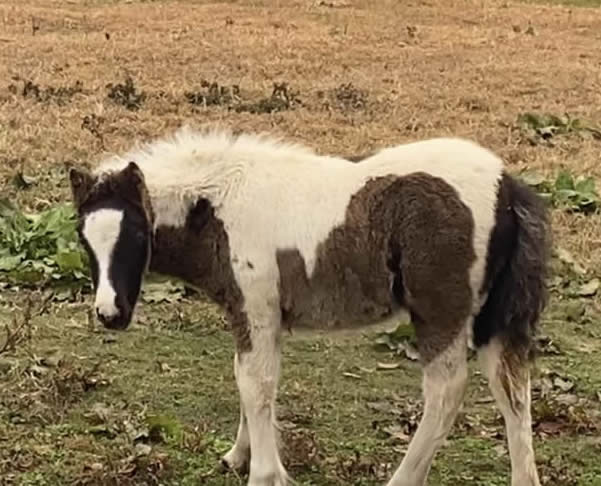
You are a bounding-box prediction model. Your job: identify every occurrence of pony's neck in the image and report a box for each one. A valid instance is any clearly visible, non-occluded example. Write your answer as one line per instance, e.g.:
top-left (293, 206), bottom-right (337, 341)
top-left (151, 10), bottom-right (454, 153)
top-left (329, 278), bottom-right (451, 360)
top-left (148, 197), bottom-right (242, 310)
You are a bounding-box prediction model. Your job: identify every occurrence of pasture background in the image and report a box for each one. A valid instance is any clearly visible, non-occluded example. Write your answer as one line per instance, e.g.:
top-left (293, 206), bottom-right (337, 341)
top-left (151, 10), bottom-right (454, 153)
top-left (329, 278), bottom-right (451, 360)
top-left (1, 0), bottom-right (601, 484)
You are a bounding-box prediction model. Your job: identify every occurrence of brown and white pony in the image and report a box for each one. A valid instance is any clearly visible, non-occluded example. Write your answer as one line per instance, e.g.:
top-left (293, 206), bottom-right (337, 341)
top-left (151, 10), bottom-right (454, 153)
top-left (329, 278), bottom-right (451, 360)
top-left (69, 127), bottom-right (550, 486)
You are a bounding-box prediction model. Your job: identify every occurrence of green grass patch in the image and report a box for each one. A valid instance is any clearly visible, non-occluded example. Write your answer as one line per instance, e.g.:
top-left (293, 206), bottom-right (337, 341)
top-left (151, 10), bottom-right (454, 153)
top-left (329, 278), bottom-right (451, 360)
top-left (1, 291), bottom-right (600, 485)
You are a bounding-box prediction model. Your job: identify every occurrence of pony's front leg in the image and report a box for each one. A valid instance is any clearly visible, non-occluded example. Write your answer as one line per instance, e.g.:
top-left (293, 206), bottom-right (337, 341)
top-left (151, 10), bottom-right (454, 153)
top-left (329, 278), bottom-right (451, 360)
top-left (222, 353), bottom-right (250, 472)
top-left (236, 308), bottom-right (288, 486)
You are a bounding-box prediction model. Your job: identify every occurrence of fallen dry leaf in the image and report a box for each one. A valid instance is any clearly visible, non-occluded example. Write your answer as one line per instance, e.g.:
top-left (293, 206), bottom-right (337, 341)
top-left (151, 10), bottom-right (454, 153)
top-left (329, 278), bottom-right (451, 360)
top-left (383, 424), bottom-right (410, 443)
top-left (553, 377), bottom-right (575, 392)
top-left (376, 361), bottom-right (401, 370)
top-left (135, 443), bottom-right (152, 457)
top-left (576, 278), bottom-right (600, 297)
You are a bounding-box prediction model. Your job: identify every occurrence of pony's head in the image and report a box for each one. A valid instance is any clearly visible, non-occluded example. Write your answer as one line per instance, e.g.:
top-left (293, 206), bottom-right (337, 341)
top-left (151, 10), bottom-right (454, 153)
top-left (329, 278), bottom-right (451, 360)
top-left (69, 162), bottom-right (154, 330)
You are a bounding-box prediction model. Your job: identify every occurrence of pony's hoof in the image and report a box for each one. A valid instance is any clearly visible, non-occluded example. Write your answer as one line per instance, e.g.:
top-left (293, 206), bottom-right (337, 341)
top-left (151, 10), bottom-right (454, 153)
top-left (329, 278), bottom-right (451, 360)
top-left (220, 449), bottom-right (249, 474)
top-left (247, 467), bottom-right (289, 486)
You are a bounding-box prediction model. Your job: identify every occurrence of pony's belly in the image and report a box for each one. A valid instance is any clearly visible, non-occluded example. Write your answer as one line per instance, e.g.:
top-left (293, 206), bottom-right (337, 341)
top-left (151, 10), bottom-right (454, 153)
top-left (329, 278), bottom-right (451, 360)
top-left (281, 285), bottom-right (398, 331)
top-left (287, 307), bottom-right (408, 340)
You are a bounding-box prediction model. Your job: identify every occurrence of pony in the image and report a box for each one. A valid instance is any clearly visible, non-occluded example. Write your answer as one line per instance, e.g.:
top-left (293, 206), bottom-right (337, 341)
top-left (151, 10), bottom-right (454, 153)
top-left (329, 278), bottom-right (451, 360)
top-left (68, 126), bottom-right (550, 486)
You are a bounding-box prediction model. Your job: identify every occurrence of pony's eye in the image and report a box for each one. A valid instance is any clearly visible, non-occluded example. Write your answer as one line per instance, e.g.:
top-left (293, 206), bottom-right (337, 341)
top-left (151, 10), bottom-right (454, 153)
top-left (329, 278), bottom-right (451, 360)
top-left (136, 231), bottom-right (146, 242)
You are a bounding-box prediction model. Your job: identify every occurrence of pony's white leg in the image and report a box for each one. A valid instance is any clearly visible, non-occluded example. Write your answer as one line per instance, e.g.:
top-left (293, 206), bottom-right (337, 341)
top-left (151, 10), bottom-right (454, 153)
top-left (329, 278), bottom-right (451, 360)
top-left (386, 326), bottom-right (469, 486)
top-left (478, 339), bottom-right (540, 486)
top-left (222, 353), bottom-right (250, 471)
top-left (237, 315), bottom-right (288, 486)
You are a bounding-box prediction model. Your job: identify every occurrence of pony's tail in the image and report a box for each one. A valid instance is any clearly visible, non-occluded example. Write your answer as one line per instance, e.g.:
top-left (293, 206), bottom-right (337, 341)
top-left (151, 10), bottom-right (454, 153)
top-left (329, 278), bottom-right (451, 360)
top-left (474, 173), bottom-right (552, 361)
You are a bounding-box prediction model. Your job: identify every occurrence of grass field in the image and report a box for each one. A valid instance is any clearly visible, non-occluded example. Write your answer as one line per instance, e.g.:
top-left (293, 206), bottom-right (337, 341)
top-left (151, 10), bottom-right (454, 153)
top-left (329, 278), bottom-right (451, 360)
top-left (1, 0), bottom-right (601, 485)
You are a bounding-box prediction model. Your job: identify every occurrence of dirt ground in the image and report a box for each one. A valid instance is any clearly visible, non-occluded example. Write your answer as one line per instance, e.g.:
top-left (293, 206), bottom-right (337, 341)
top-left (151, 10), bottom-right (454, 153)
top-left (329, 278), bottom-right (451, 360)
top-left (1, 0), bottom-right (601, 485)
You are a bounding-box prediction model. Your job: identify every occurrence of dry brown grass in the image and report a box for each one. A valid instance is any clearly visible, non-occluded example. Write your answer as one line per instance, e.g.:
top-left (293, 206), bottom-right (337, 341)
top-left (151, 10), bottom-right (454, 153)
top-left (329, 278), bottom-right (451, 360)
top-left (1, 0), bottom-right (601, 256)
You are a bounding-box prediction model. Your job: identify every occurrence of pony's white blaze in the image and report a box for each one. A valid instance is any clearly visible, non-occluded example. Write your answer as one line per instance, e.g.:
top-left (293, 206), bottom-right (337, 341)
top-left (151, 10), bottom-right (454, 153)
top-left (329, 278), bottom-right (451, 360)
top-left (82, 208), bottom-right (124, 319)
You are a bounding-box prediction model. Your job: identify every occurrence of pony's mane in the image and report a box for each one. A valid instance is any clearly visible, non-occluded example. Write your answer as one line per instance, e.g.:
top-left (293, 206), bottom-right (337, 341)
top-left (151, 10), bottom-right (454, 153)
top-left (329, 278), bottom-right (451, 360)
top-left (95, 125), bottom-right (317, 179)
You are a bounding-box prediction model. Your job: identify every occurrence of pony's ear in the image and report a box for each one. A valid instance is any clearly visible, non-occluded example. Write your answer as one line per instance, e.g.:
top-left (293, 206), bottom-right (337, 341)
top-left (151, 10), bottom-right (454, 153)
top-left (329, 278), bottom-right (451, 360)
top-left (120, 161), bottom-right (145, 192)
top-left (69, 167), bottom-right (96, 209)
top-left (119, 161), bottom-right (154, 225)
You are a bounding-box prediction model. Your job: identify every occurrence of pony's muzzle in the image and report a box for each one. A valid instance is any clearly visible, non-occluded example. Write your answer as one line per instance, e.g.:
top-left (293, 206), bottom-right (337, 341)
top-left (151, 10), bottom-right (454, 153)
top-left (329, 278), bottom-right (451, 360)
top-left (95, 300), bottom-right (130, 330)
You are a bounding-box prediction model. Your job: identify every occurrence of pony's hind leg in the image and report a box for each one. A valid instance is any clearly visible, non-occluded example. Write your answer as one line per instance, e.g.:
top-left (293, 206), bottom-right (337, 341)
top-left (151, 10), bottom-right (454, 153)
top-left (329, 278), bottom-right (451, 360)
top-left (478, 338), bottom-right (540, 486)
top-left (222, 352), bottom-right (250, 472)
top-left (386, 321), bottom-right (469, 486)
